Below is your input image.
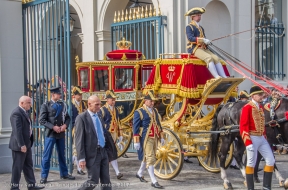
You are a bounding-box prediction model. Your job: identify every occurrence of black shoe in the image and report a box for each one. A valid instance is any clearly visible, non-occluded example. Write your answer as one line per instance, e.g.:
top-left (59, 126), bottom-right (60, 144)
top-left (184, 159), bottom-right (193, 163)
top-left (122, 154), bottom-right (129, 158)
top-left (28, 185), bottom-right (45, 190)
top-left (230, 165), bottom-right (240, 170)
top-left (77, 170), bottom-right (86, 175)
top-left (136, 173), bottom-right (148, 182)
top-left (60, 174), bottom-right (75, 180)
top-left (151, 182), bottom-right (163, 189)
top-left (39, 178), bottom-right (47, 184)
top-left (117, 173), bottom-right (123, 179)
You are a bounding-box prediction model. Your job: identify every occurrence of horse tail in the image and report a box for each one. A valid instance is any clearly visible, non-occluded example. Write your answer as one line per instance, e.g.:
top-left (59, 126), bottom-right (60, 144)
top-left (209, 104), bottom-right (224, 165)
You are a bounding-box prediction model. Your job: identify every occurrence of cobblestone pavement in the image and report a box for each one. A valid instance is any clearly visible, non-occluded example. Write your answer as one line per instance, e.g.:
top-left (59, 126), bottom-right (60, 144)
top-left (0, 153), bottom-right (287, 190)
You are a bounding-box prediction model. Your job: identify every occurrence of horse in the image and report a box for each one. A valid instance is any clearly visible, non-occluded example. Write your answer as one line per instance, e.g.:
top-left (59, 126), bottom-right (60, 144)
top-left (209, 98), bottom-right (288, 189)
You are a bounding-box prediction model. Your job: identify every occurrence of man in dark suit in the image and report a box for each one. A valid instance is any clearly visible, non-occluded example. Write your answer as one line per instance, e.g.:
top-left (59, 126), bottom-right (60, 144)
top-left (39, 86), bottom-right (75, 184)
top-left (75, 95), bottom-right (112, 190)
top-left (9, 96), bottom-right (44, 190)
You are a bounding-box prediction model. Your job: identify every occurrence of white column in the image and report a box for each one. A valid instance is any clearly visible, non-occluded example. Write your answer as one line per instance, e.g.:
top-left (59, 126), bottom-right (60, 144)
top-left (95, 30), bottom-right (111, 60)
top-left (0, 0), bottom-right (23, 173)
top-left (82, 0), bottom-right (97, 61)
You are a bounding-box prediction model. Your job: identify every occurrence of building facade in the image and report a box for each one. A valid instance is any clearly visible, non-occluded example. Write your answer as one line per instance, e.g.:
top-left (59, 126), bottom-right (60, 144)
top-left (0, 0), bottom-right (287, 173)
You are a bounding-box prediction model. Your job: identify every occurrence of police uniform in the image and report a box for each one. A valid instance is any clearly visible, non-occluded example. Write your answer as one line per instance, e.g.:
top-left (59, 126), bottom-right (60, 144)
top-left (71, 86), bottom-right (87, 175)
top-left (133, 90), bottom-right (164, 189)
top-left (239, 86), bottom-right (275, 190)
top-left (185, 7), bottom-right (227, 78)
top-left (39, 86), bottom-right (75, 184)
top-left (99, 90), bottom-right (123, 179)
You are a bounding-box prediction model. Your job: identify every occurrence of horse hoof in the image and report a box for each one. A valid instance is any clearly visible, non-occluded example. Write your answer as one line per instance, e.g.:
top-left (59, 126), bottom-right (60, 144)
top-left (243, 180), bottom-right (247, 188)
top-left (280, 180), bottom-right (284, 187)
top-left (223, 182), bottom-right (233, 190)
top-left (284, 178), bottom-right (288, 189)
top-left (254, 176), bottom-right (260, 183)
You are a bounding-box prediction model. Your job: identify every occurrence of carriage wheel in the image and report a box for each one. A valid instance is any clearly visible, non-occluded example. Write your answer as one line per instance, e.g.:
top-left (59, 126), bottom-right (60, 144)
top-left (154, 128), bottom-right (184, 180)
top-left (197, 140), bottom-right (234, 173)
top-left (116, 124), bottom-right (133, 158)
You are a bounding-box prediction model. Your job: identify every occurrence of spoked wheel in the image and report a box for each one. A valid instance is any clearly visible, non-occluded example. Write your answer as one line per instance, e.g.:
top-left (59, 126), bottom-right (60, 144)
top-left (154, 128), bottom-right (184, 180)
top-left (116, 123), bottom-right (133, 158)
top-left (197, 139), bottom-right (234, 173)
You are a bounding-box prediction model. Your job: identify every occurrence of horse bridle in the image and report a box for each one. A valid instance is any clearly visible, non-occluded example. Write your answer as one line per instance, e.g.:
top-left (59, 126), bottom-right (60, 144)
top-left (266, 97), bottom-right (286, 145)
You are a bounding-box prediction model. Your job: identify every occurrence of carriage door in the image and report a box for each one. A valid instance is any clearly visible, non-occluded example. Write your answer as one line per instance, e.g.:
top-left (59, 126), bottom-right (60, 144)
top-left (22, 0), bottom-right (73, 173)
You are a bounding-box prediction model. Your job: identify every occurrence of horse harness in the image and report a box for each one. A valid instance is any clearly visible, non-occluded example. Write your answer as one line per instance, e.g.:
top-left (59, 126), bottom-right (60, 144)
top-left (264, 98), bottom-right (286, 145)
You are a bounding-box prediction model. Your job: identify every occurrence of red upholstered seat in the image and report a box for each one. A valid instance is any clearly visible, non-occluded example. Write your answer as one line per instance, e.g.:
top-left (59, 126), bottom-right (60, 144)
top-left (180, 54), bottom-right (198, 59)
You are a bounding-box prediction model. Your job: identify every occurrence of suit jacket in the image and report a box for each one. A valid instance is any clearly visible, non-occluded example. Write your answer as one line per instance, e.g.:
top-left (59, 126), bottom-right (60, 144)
top-left (9, 106), bottom-right (33, 151)
top-left (75, 110), bottom-right (114, 167)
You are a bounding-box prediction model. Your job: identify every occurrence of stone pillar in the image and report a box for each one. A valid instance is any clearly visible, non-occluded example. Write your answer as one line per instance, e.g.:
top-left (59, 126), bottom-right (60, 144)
top-left (82, 0), bottom-right (97, 61)
top-left (95, 30), bottom-right (111, 60)
top-left (0, 0), bottom-right (24, 173)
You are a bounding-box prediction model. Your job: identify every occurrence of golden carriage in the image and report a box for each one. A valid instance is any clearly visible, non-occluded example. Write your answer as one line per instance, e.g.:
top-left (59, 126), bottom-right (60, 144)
top-left (75, 39), bottom-right (245, 180)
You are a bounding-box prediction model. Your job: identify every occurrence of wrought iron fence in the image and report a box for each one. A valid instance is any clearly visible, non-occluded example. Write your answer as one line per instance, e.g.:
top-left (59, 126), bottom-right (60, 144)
top-left (111, 16), bottom-right (167, 59)
top-left (255, 23), bottom-right (285, 80)
top-left (23, 0), bottom-right (73, 173)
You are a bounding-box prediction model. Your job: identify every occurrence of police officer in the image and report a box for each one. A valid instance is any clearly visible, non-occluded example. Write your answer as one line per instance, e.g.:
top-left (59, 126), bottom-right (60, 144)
top-left (39, 86), bottom-right (75, 184)
top-left (133, 90), bottom-right (165, 189)
top-left (99, 90), bottom-right (123, 179)
top-left (71, 86), bottom-right (87, 175)
top-left (185, 7), bottom-right (227, 78)
top-left (240, 86), bottom-right (275, 190)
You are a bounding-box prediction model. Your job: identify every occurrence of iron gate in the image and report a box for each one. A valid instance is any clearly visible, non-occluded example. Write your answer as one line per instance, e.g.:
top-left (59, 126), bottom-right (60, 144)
top-left (22, 0), bottom-right (73, 173)
top-left (111, 16), bottom-right (167, 59)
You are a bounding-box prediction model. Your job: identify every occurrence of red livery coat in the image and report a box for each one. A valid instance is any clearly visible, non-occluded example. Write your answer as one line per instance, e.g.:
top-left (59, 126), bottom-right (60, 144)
top-left (239, 101), bottom-right (266, 146)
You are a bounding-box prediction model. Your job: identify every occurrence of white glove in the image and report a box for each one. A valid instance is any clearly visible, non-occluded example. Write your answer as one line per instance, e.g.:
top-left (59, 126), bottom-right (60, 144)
top-left (161, 138), bottom-right (165, 146)
top-left (246, 144), bottom-right (254, 152)
top-left (118, 136), bottom-right (123, 143)
top-left (134, 142), bottom-right (140, 150)
top-left (203, 38), bottom-right (211, 45)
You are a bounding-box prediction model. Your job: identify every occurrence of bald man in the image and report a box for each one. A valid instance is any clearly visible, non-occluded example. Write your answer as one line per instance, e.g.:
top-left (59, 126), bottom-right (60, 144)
top-left (75, 95), bottom-right (112, 190)
top-left (9, 96), bottom-right (44, 190)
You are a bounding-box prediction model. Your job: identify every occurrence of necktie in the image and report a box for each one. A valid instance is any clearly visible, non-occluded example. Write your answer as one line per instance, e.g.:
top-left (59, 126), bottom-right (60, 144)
top-left (93, 114), bottom-right (105, 148)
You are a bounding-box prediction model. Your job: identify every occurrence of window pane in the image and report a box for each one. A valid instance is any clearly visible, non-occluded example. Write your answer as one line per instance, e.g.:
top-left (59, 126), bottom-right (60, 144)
top-left (114, 68), bottom-right (134, 90)
top-left (94, 69), bottom-right (109, 91)
top-left (80, 69), bottom-right (89, 89)
top-left (142, 67), bottom-right (153, 88)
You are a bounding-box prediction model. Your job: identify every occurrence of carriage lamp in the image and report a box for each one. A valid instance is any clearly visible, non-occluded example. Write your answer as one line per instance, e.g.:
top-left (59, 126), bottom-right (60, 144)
top-left (62, 15), bottom-right (75, 32)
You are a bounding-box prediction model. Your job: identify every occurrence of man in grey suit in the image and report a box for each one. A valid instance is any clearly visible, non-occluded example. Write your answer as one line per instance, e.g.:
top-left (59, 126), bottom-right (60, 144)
top-left (75, 95), bottom-right (112, 190)
top-left (9, 96), bottom-right (44, 190)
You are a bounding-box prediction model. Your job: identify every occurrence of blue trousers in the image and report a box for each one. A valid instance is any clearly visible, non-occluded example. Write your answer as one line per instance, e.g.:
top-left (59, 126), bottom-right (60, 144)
top-left (41, 137), bottom-right (68, 178)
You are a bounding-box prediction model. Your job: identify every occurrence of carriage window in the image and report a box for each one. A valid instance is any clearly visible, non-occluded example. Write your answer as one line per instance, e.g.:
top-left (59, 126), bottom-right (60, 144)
top-left (80, 69), bottom-right (89, 89)
top-left (94, 68), bottom-right (109, 91)
top-left (114, 68), bottom-right (134, 90)
top-left (142, 66), bottom-right (153, 88)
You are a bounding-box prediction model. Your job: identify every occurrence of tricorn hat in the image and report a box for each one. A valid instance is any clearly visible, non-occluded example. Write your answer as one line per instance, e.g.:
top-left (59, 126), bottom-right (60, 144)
top-left (250, 86), bottom-right (264, 96)
top-left (239, 90), bottom-right (249, 99)
top-left (49, 86), bottom-right (62, 94)
top-left (106, 90), bottom-right (117, 99)
top-left (71, 86), bottom-right (83, 96)
top-left (185, 7), bottom-right (206, 16)
top-left (143, 90), bottom-right (158, 101)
